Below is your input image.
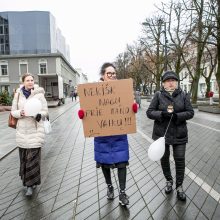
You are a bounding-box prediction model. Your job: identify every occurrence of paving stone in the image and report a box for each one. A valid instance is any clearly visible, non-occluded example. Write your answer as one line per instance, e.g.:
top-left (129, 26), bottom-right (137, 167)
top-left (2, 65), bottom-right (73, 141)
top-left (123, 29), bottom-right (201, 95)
top-left (147, 192), bottom-right (166, 214)
top-left (196, 211), bottom-right (209, 220)
top-left (52, 187), bottom-right (77, 211)
top-left (0, 100), bottom-right (220, 219)
top-left (100, 197), bottom-right (120, 217)
top-left (185, 181), bottom-right (200, 200)
top-left (152, 200), bottom-right (173, 219)
top-left (182, 201), bottom-right (200, 219)
top-left (201, 195), bottom-right (218, 219)
top-left (164, 209), bottom-right (179, 220)
top-left (24, 197), bottom-right (55, 220)
top-left (101, 206), bottom-right (120, 220)
top-left (76, 193), bottom-right (98, 214)
top-left (173, 199), bottom-right (190, 218)
top-left (47, 202), bottom-right (73, 220)
top-left (74, 202), bottom-right (99, 220)
top-left (192, 187), bottom-right (208, 209)
top-left (212, 203), bottom-right (220, 220)
top-left (143, 185), bottom-right (160, 204)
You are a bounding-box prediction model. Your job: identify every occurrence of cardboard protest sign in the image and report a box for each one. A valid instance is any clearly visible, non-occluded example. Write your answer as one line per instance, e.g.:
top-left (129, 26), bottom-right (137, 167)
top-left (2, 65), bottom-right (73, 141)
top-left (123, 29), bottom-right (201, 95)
top-left (78, 78), bottom-right (136, 137)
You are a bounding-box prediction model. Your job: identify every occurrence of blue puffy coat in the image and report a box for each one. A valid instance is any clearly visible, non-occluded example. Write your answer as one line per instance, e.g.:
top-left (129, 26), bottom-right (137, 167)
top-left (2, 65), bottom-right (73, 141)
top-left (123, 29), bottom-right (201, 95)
top-left (94, 134), bottom-right (129, 164)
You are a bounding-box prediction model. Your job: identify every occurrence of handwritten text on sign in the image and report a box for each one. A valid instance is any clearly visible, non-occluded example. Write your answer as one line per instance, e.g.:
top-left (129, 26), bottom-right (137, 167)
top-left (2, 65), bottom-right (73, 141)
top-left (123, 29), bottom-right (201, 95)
top-left (78, 79), bottom-right (136, 137)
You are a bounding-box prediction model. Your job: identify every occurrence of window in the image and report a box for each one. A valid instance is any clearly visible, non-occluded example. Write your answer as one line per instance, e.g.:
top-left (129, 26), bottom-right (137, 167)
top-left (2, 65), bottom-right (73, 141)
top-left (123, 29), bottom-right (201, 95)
top-left (19, 60), bottom-right (28, 75)
top-left (1, 85), bottom-right (9, 93)
top-left (20, 64), bottom-right (28, 75)
top-left (40, 63), bottom-right (47, 74)
top-left (4, 26), bottom-right (8, 34)
top-left (0, 26), bottom-right (3, 34)
top-left (1, 64), bottom-right (8, 75)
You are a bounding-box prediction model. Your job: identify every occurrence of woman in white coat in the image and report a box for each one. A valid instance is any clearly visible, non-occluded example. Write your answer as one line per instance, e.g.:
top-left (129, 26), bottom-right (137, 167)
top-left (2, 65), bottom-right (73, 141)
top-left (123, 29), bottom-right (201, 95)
top-left (11, 73), bottom-right (48, 196)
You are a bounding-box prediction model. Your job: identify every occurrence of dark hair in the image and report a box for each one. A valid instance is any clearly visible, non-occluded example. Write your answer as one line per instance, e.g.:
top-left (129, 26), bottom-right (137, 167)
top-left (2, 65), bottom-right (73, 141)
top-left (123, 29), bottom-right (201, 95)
top-left (22, 73), bottom-right (34, 82)
top-left (100, 62), bottom-right (116, 76)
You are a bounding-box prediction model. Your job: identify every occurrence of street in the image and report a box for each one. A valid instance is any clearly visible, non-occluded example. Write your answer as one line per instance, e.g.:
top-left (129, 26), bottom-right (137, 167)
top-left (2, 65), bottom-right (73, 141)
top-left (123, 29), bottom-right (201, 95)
top-left (0, 98), bottom-right (220, 219)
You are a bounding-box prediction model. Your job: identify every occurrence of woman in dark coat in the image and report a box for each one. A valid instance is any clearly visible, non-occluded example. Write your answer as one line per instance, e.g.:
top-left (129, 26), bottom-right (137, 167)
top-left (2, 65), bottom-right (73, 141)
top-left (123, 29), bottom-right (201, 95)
top-left (78, 62), bottom-right (138, 206)
top-left (147, 71), bottom-right (194, 201)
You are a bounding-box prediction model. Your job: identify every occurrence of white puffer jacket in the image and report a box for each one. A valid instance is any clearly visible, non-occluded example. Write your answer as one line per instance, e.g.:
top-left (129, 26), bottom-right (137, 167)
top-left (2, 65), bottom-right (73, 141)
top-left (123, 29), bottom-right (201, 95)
top-left (11, 85), bottom-right (48, 149)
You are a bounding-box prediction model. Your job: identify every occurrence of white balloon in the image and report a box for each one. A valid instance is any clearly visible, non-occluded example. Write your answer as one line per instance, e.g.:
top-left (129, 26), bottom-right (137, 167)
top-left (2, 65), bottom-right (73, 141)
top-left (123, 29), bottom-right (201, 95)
top-left (148, 137), bottom-right (165, 161)
top-left (24, 98), bottom-right (42, 116)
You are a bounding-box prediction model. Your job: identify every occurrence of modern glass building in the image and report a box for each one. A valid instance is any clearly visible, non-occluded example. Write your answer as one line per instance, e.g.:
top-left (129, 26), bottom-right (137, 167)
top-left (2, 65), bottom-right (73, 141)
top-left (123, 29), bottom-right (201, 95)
top-left (0, 11), bottom-right (82, 99)
top-left (0, 11), bottom-right (70, 61)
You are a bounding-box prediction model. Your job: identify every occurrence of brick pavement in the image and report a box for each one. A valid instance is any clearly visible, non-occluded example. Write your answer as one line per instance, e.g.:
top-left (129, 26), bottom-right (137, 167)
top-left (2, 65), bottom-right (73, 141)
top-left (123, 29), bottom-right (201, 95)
top-left (0, 99), bottom-right (220, 219)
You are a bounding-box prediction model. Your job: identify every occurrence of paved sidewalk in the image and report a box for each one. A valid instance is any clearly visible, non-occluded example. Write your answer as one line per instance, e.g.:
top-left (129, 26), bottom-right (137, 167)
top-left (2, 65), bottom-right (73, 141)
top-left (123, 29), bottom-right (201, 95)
top-left (0, 99), bottom-right (220, 219)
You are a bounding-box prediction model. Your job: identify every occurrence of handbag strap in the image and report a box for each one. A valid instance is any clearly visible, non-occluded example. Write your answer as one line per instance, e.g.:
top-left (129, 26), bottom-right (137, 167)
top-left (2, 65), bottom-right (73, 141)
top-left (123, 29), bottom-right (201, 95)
top-left (164, 114), bottom-right (173, 137)
top-left (17, 93), bottom-right (20, 110)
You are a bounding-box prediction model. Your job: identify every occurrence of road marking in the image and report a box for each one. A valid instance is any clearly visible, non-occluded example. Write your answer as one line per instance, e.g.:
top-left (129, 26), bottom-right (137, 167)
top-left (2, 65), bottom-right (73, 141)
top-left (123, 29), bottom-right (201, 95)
top-left (188, 121), bottom-right (220, 133)
top-left (137, 129), bottom-right (220, 203)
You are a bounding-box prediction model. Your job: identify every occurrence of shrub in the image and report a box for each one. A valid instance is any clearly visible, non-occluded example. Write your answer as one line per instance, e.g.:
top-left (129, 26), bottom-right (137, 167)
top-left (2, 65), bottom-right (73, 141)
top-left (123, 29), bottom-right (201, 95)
top-left (0, 91), bottom-right (13, 106)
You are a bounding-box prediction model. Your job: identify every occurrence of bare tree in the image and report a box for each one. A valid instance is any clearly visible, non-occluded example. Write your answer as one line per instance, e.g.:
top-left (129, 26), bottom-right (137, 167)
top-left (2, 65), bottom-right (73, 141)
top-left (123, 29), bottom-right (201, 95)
top-left (141, 16), bottom-right (166, 91)
top-left (208, 0), bottom-right (220, 106)
top-left (201, 46), bottom-right (217, 97)
top-left (181, 0), bottom-right (214, 103)
top-left (114, 51), bottom-right (130, 79)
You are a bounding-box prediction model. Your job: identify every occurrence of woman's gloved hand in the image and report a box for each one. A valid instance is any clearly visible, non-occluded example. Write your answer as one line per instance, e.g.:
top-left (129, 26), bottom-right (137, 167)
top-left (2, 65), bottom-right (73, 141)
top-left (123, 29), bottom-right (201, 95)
top-left (78, 109), bottom-right (85, 119)
top-left (161, 111), bottom-right (172, 118)
top-left (132, 103), bottom-right (138, 113)
top-left (35, 113), bottom-right (42, 122)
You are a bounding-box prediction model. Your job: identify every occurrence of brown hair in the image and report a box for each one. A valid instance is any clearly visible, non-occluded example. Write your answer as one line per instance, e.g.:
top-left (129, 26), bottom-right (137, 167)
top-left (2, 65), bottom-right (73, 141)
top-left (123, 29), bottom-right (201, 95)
top-left (21, 73), bottom-right (34, 82)
top-left (100, 62), bottom-right (116, 76)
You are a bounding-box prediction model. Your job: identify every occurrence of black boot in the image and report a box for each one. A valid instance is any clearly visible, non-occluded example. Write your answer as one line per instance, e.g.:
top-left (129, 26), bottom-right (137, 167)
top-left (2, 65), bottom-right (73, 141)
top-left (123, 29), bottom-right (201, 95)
top-left (107, 185), bottom-right (114, 200)
top-left (165, 180), bottom-right (173, 194)
top-left (176, 185), bottom-right (186, 201)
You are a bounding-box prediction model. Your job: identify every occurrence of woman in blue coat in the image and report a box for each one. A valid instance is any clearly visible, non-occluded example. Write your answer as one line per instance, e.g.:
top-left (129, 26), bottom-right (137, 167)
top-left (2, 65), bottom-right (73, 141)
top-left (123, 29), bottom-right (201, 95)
top-left (78, 62), bottom-right (138, 206)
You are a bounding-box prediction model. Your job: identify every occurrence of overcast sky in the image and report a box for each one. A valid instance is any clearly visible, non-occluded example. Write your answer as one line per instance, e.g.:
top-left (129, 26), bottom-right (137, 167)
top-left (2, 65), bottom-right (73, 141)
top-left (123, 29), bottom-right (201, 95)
top-left (1, 0), bottom-right (166, 81)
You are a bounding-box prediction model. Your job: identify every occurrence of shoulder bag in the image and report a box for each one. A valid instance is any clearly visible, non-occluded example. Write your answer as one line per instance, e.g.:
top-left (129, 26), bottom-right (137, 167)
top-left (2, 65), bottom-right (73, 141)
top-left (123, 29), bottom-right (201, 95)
top-left (8, 93), bottom-right (20, 129)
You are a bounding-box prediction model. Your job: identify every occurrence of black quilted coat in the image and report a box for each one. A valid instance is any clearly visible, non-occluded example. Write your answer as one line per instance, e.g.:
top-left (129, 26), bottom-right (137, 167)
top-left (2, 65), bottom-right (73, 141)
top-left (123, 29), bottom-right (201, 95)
top-left (147, 88), bottom-right (194, 145)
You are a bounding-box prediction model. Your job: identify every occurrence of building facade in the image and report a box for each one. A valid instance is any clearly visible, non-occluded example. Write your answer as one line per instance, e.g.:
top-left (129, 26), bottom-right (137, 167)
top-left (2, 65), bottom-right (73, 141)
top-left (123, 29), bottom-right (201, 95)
top-left (0, 11), bottom-right (78, 98)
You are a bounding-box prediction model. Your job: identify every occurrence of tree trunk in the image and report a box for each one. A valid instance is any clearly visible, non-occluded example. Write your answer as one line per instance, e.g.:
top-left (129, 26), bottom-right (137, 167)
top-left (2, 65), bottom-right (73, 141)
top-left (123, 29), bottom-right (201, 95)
top-left (216, 0), bottom-right (220, 107)
top-left (205, 77), bottom-right (211, 98)
top-left (191, 76), bottom-right (199, 103)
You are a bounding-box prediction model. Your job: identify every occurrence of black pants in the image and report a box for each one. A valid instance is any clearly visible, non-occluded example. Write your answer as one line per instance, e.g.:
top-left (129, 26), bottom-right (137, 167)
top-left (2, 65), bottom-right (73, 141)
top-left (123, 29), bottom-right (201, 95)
top-left (160, 144), bottom-right (186, 188)
top-left (101, 167), bottom-right (127, 190)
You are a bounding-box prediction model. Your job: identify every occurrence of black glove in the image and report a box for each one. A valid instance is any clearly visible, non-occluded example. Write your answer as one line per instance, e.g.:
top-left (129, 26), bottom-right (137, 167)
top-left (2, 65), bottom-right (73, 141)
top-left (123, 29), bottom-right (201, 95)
top-left (172, 112), bottom-right (177, 121)
top-left (161, 111), bottom-right (172, 119)
top-left (35, 113), bottom-right (42, 122)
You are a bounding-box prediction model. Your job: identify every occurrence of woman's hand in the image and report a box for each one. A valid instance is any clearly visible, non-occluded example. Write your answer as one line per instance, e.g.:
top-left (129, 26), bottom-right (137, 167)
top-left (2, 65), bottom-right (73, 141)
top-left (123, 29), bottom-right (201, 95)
top-left (20, 110), bottom-right (25, 116)
top-left (78, 109), bottom-right (85, 119)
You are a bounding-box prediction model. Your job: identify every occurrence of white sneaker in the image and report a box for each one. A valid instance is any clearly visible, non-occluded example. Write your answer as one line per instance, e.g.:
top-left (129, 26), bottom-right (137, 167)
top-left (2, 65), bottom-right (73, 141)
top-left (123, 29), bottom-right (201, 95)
top-left (25, 187), bottom-right (33, 196)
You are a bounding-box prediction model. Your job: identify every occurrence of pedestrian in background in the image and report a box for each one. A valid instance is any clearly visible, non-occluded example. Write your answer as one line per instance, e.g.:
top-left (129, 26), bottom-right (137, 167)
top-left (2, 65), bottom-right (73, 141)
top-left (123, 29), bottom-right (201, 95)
top-left (70, 91), bottom-right (74, 102)
top-left (78, 62), bottom-right (138, 206)
top-left (11, 73), bottom-right (48, 196)
top-left (73, 91), bottom-right (77, 101)
top-left (146, 71), bottom-right (194, 201)
top-left (134, 89), bottom-right (141, 108)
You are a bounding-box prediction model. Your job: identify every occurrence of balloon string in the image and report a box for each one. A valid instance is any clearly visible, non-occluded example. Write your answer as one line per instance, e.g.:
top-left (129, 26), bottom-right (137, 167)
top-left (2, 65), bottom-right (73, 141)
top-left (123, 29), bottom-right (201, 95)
top-left (164, 114), bottom-right (173, 137)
